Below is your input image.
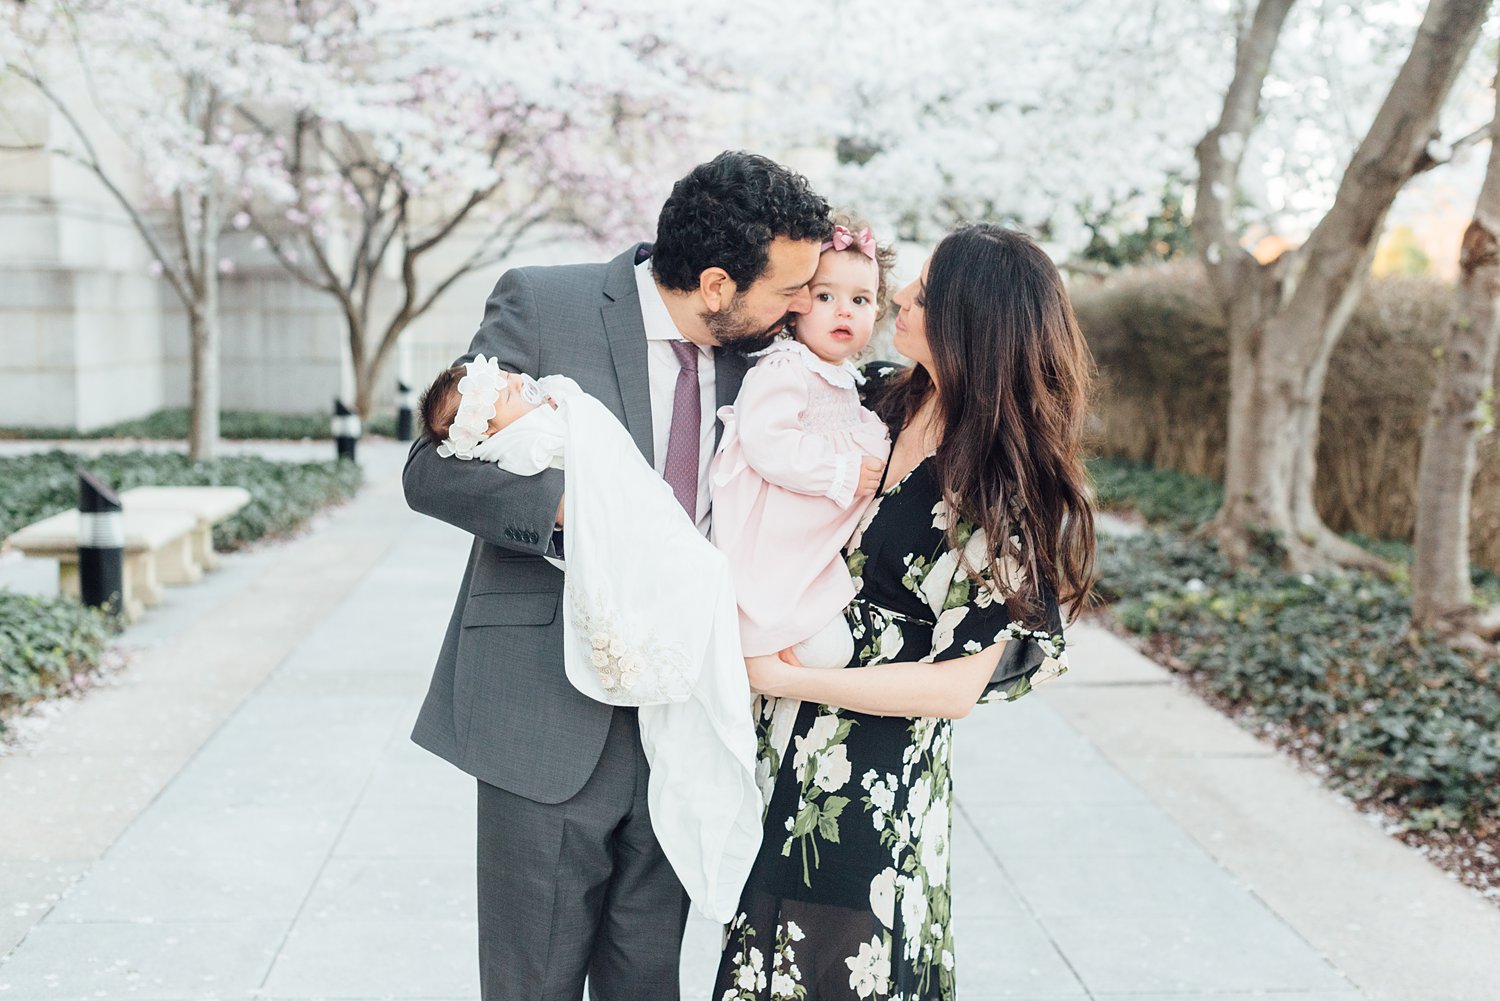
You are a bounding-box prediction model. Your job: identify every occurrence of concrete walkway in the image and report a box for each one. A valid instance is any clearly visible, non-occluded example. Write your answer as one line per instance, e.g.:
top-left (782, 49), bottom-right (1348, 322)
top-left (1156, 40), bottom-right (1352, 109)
top-left (1, 440), bottom-right (1497, 1001)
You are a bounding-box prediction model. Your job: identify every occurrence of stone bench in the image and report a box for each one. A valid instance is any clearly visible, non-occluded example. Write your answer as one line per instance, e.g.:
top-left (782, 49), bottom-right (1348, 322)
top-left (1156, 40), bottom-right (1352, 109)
top-left (3, 508), bottom-right (198, 620)
top-left (120, 486), bottom-right (252, 572)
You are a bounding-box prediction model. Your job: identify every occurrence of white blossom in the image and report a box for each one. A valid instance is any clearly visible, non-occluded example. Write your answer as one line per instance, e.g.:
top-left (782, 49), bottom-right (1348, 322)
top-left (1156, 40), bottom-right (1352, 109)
top-left (813, 743), bottom-right (852, 793)
top-left (869, 867), bottom-right (897, 928)
top-left (845, 934), bottom-right (892, 998)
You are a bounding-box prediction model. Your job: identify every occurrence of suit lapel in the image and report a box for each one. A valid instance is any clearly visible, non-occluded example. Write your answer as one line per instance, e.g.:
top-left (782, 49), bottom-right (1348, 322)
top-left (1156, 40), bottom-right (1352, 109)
top-left (713, 351), bottom-right (749, 448)
top-left (601, 245), bottom-right (655, 465)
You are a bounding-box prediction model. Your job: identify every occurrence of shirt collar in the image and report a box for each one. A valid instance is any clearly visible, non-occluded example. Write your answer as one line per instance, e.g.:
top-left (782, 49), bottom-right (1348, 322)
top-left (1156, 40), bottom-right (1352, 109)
top-left (634, 259), bottom-right (686, 343)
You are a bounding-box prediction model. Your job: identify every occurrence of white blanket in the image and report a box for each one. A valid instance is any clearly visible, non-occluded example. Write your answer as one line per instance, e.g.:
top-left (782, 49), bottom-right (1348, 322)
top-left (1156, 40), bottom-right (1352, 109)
top-left (474, 375), bottom-right (761, 923)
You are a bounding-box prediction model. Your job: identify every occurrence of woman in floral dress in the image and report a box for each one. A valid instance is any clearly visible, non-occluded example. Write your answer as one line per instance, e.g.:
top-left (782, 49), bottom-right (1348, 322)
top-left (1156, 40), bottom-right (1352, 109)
top-left (711, 225), bottom-right (1098, 1001)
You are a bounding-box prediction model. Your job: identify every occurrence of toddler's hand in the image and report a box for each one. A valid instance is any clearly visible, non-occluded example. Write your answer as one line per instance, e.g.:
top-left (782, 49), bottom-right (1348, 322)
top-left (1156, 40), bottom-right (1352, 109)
top-left (855, 456), bottom-right (885, 499)
top-left (777, 647), bottom-right (803, 668)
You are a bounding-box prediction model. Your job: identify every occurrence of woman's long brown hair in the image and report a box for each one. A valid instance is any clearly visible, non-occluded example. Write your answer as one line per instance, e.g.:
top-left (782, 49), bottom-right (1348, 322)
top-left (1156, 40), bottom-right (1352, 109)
top-left (877, 224), bottom-right (1097, 621)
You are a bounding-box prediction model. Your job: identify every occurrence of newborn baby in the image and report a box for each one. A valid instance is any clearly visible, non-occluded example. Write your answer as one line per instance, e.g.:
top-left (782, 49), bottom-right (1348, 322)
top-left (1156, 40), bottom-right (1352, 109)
top-left (418, 358), bottom-right (553, 460)
top-left (416, 355), bottom-right (760, 924)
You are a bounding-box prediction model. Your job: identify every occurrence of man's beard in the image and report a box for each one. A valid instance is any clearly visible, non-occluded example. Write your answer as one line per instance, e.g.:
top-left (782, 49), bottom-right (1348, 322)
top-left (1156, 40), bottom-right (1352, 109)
top-left (702, 296), bottom-right (792, 355)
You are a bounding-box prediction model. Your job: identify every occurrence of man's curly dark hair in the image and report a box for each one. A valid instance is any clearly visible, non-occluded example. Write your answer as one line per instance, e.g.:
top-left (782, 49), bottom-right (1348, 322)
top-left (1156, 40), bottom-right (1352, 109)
top-left (651, 151), bottom-right (832, 294)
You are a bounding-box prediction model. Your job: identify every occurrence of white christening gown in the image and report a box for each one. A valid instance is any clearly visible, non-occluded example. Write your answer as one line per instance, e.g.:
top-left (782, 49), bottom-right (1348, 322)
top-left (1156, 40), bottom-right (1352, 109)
top-left (472, 375), bottom-right (761, 923)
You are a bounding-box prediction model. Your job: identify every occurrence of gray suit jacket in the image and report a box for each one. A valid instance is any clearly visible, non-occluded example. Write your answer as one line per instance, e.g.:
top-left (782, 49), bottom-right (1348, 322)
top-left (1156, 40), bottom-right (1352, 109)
top-left (404, 244), bottom-right (749, 804)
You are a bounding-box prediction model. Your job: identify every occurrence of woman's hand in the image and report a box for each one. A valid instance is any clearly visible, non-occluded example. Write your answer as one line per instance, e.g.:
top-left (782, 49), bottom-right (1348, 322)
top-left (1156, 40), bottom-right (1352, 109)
top-left (745, 654), bottom-right (795, 695)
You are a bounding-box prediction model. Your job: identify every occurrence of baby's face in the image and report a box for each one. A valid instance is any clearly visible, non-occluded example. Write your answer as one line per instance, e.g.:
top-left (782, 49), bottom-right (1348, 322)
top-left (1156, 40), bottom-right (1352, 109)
top-left (485, 371), bottom-right (546, 434)
top-left (795, 250), bottom-right (879, 365)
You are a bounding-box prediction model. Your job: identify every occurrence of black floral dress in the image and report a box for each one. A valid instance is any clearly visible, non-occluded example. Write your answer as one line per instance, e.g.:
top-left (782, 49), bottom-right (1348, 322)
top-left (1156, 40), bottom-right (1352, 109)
top-left (711, 368), bottom-right (1069, 1001)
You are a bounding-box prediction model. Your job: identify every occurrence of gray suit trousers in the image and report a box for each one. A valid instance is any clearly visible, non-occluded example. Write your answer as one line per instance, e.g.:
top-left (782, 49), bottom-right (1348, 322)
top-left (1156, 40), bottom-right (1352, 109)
top-left (477, 707), bottom-right (691, 1001)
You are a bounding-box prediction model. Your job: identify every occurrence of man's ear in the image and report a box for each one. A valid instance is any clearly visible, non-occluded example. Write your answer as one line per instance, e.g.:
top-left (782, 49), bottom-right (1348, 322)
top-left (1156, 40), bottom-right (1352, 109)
top-left (697, 267), bottom-right (738, 313)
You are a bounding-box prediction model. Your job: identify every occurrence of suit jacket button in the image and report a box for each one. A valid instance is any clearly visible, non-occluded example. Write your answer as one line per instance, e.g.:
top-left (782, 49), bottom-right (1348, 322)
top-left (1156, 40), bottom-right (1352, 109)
top-left (504, 527), bottom-right (515, 540)
top-left (528, 530), bottom-right (539, 543)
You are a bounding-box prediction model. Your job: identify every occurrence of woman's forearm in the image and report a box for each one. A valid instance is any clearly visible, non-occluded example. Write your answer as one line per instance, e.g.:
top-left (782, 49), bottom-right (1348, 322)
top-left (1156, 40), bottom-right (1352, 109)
top-left (750, 643), bottom-right (1005, 719)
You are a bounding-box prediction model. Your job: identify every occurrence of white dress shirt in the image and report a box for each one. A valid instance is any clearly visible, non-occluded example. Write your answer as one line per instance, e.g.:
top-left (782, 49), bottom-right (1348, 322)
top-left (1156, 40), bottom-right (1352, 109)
top-left (635, 259), bottom-right (716, 535)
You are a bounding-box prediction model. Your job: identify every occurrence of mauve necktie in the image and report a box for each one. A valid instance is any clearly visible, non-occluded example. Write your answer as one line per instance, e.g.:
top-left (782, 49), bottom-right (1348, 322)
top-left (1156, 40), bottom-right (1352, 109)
top-left (664, 340), bottom-right (701, 519)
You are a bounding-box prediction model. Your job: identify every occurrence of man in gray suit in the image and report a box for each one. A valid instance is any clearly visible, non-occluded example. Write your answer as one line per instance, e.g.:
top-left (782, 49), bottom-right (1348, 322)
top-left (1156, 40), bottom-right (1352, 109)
top-left (403, 152), bottom-right (832, 1000)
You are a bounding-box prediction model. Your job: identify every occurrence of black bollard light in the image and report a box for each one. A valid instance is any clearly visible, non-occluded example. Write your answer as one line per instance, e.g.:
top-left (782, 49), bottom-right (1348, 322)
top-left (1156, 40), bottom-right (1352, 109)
top-left (78, 469), bottom-right (124, 616)
top-left (331, 398), bottom-right (361, 462)
top-left (395, 379), bottom-right (415, 442)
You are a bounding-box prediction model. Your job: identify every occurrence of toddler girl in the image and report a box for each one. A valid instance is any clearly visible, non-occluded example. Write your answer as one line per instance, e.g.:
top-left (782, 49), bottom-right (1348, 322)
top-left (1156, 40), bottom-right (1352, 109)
top-left (709, 216), bottom-right (894, 795)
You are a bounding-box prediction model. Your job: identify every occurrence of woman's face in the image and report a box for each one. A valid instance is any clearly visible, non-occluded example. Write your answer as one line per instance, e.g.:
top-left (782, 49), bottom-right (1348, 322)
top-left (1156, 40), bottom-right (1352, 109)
top-left (891, 258), bottom-right (933, 371)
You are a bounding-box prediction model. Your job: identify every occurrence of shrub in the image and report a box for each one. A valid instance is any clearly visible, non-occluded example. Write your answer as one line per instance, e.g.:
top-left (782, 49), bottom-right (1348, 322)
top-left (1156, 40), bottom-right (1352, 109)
top-left (1073, 262), bottom-right (1500, 569)
top-left (0, 592), bottom-right (115, 725)
top-left (0, 451), bottom-right (362, 549)
top-left (0, 409), bottom-right (398, 441)
top-left (1100, 528), bottom-right (1500, 831)
top-left (1088, 455), bottom-right (1224, 530)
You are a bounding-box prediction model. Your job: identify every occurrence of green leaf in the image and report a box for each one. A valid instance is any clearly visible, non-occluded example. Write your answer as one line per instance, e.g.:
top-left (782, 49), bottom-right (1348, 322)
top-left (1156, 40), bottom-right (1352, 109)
top-left (790, 803), bottom-right (819, 837)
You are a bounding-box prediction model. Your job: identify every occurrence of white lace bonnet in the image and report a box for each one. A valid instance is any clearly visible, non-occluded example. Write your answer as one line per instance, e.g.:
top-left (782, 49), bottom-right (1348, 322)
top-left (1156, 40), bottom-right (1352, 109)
top-left (435, 354), bottom-right (545, 460)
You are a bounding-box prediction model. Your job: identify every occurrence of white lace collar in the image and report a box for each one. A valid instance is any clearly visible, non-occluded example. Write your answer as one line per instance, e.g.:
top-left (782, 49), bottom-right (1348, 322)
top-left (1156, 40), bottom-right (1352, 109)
top-left (759, 338), bottom-right (865, 389)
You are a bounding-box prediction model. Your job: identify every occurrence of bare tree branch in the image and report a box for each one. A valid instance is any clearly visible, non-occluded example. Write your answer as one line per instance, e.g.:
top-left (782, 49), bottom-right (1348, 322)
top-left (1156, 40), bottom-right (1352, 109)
top-left (1192, 0), bottom-right (1297, 295)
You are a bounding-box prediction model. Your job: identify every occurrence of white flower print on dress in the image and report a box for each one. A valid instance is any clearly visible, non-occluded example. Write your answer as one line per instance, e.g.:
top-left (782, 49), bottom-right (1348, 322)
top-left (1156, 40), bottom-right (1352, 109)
top-left (869, 866), bottom-right (897, 928)
top-left (925, 605), bottom-right (969, 661)
top-left (845, 934), bottom-right (892, 998)
top-left (919, 795), bottom-right (951, 876)
top-left (930, 498), bottom-right (952, 532)
top-left (919, 549), bottom-right (961, 617)
top-left (907, 775), bottom-right (932, 837)
top-left (813, 743), bottom-right (852, 793)
top-left (792, 714), bottom-right (839, 779)
top-left (898, 873), bottom-right (928, 962)
top-left (862, 768), bottom-right (898, 830)
top-left (874, 622), bottom-right (904, 664)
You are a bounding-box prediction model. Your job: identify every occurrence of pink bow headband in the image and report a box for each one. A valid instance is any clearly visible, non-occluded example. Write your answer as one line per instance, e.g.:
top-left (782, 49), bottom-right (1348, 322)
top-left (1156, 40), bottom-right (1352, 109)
top-left (821, 224), bottom-right (877, 260)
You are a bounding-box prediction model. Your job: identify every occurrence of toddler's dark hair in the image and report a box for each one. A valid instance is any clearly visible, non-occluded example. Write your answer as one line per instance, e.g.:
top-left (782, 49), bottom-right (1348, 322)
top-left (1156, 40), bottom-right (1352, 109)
top-left (418, 364), bottom-right (466, 447)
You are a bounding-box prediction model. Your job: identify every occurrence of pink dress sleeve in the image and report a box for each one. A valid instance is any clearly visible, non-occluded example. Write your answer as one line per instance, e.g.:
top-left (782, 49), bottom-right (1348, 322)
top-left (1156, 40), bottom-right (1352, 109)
top-left (733, 353), bottom-right (861, 509)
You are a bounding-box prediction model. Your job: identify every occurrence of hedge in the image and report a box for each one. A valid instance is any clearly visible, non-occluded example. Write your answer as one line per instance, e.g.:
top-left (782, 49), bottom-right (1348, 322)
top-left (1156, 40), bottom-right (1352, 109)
top-left (0, 450), bottom-right (362, 549)
top-left (0, 409), bottom-right (398, 441)
top-left (0, 591), bottom-right (115, 722)
top-left (1073, 262), bottom-right (1500, 569)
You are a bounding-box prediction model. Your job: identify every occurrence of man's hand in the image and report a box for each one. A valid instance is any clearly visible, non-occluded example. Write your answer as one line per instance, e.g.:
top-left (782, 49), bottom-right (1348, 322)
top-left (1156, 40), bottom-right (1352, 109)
top-left (855, 456), bottom-right (885, 499)
top-left (555, 494), bottom-right (565, 527)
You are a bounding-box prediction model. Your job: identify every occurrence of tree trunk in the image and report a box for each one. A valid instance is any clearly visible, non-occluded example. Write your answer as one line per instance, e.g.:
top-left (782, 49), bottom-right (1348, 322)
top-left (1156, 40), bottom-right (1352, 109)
top-left (1412, 56), bottom-right (1500, 631)
top-left (186, 298), bottom-right (221, 462)
top-left (1202, 0), bottom-right (1486, 572)
top-left (1216, 273), bottom-right (1389, 570)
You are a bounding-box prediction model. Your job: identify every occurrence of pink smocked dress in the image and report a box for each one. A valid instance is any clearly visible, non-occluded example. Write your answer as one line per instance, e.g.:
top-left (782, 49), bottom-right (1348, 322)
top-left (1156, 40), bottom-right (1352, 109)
top-left (710, 339), bottom-right (891, 657)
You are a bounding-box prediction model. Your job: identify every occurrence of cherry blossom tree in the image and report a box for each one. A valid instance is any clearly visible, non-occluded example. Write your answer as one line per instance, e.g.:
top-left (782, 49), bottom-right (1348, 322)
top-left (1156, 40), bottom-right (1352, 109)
top-left (233, 0), bottom-right (720, 420)
top-left (1412, 48), bottom-right (1500, 640)
top-left (0, 0), bottom-right (303, 459)
top-left (1192, 0), bottom-right (1489, 571)
top-left (754, 1), bottom-right (1238, 255)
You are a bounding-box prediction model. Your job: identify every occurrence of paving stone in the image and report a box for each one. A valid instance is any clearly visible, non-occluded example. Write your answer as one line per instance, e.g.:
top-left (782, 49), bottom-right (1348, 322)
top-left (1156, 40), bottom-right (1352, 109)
top-left (0, 919), bottom-right (285, 1001)
top-left (959, 915), bottom-right (1091, 997)
top-left (259, 917), bottom-right (478, 1000)
top-left (0, 860), bottom-right (89, 957)
top-left (1039, 908), bottom-right (1354, 995)
top-left (330, 804), bottom-right (477, 862)
top-left (957, 798), bottom-right (1200, 857)
top-left (299, 859), bottom-right (476, 923)
top-left (47, 854), bottom-right (324, 924)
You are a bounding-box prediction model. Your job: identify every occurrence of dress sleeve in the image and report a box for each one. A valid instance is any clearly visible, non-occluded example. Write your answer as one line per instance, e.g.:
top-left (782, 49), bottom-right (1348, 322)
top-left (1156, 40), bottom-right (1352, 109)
top-left (915, 517), bottom-right (1068, 704)
top-left (734, 353), bottom-right (862, 509)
